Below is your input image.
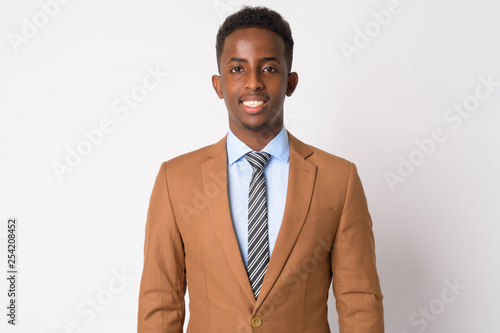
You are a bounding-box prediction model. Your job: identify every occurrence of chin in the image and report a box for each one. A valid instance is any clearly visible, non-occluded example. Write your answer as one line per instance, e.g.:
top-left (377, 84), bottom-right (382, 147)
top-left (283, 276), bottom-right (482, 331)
top-left (242, 121), bottom-right (270, 131)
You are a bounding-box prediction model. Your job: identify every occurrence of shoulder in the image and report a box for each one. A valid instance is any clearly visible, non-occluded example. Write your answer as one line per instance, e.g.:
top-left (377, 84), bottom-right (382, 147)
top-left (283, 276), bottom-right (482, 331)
top-left (161, 135), bottom-right (226, 176)
top-left (288, 131), bottom-right (352, 171)
top-left (166, 143), bottom-right (214, 166)
top-left (308, 144), bottom-right (351, 166)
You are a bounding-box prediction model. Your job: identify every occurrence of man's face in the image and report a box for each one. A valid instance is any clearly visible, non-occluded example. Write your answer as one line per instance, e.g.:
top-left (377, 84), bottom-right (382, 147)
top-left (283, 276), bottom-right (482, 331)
top-left (212, 27), bottom-right (298, 139)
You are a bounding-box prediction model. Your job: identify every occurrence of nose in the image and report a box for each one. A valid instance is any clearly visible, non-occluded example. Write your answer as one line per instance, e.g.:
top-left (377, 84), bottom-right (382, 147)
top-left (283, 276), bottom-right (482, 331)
top-left (245, 69), bottom-right (263, 91)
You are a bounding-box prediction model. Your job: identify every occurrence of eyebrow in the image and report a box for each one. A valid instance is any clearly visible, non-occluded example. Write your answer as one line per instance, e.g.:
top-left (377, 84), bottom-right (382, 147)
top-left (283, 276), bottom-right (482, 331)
top-left (227, 57), bottom-right (280, 64)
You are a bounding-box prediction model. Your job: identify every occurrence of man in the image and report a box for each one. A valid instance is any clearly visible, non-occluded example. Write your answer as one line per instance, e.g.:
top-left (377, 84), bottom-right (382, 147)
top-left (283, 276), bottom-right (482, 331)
top-left (138, 6), bottom-right (384, 333)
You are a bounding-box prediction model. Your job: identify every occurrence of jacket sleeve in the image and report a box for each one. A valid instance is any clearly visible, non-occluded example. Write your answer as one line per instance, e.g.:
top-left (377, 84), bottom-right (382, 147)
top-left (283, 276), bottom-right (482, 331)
top-left (331, 163), bottom-right (384, 332)
top-left (138, 162), bottom-right (187, 333)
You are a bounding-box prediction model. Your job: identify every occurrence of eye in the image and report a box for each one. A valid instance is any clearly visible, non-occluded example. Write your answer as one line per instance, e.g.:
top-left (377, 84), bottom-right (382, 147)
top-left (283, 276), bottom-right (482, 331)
top-left (230, 67), bottom-right (243, 73)
top-left (263, 67), bottom-right (277, 73)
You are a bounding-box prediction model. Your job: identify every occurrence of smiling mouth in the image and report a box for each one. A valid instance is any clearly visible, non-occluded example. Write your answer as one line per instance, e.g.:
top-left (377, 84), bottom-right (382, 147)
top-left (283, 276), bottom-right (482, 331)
top-left (240, 99), bottom-right (267, 114)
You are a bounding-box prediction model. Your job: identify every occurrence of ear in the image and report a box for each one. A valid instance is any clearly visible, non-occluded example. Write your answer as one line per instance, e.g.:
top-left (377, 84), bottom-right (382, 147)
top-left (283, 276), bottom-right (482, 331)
top-left (212, 74), bottom-right (224, 99)
top-left (286, 72), bottom-right (298, 97)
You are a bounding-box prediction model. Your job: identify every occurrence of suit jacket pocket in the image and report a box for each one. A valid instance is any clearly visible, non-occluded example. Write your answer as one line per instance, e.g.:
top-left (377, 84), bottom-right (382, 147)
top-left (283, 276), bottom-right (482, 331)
top-left (304, 209), bottom-right (336, 224)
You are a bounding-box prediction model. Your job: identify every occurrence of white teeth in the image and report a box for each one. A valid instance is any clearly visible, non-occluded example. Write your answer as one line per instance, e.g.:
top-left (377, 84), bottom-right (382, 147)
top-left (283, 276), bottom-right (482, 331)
top-left (242, 100), bottom-right (264, 107)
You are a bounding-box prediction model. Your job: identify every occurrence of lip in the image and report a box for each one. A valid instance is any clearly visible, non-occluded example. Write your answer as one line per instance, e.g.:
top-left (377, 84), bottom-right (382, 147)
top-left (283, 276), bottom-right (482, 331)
top-left (240, 95), bottom-right (268, 114)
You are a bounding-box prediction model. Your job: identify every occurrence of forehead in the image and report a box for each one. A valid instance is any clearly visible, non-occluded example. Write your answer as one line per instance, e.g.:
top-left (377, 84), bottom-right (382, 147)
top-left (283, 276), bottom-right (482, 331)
top-left (221, 27), bottom-right (285, 59)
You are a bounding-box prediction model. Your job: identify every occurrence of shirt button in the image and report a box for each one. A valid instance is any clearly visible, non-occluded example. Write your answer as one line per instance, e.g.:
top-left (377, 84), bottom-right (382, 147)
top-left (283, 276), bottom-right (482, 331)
top-left (251, 316), bottom-right (262, 327)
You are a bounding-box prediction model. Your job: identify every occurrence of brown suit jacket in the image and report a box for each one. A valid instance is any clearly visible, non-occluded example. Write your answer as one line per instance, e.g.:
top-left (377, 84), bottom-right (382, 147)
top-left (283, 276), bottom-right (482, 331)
top-left (138, 131), bottom-right (384, 332)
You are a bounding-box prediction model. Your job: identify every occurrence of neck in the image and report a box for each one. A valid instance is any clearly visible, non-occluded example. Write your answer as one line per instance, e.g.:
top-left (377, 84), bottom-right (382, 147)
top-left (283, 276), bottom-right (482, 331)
top-left (231, 122), bottom-right (283, 151)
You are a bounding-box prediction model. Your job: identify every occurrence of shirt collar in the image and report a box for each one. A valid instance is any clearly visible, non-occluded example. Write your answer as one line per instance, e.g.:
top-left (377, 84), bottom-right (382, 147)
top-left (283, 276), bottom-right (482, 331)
top-left (226, 126), bottom-right (290, 165)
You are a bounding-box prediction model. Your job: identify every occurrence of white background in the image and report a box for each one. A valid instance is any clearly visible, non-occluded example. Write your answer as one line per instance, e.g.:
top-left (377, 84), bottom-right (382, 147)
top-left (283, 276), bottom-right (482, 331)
top-left (1, 0), bottom-right (499, 332)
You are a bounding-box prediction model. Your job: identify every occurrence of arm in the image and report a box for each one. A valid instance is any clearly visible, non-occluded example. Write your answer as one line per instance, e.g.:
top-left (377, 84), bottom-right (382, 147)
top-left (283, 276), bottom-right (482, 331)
top-left (331, 163), bottom-right (384, 332)
top-left (138, 162), bottom-right (187, 333)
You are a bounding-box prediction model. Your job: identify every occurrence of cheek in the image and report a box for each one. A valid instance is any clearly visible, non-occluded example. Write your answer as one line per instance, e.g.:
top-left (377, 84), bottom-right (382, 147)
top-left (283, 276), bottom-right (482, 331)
top-left (221, 83), bottom-right (239, 101)
top-left (271, 77), bottom-right (289, 95)
top-left (270, 87), bottom-right (287, 104)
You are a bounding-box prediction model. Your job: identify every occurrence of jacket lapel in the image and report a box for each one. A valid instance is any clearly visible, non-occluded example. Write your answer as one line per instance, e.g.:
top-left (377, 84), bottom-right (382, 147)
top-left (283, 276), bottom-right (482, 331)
top-left (253, 131), bottom-right (317, 314)
top-left (201, 135), bottom-right (256, 307)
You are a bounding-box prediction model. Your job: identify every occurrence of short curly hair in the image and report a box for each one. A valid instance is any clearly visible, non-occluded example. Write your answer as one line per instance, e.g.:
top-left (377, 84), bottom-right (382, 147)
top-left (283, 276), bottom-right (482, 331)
top-left (216, 6), bottom-right (294, 73)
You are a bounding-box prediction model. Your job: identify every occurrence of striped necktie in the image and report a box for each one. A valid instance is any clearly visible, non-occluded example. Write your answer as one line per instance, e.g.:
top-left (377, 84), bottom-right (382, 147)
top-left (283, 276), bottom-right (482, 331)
top-left (244, 151), bottom-right (271, 299)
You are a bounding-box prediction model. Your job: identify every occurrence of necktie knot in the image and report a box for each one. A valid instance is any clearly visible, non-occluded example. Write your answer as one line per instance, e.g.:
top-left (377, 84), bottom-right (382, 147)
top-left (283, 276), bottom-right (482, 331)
top-left (244, 152), bottom-right (271, 172)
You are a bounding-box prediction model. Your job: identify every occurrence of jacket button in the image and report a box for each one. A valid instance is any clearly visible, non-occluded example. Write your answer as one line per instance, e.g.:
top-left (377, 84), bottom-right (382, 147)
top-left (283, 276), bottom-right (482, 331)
top-left (251, 316), bottom-right (262, 327)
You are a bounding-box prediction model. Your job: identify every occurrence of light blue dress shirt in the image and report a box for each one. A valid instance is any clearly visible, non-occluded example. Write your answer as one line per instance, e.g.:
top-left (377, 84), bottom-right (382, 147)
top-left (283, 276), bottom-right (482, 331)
top-left (226, 126), bottom-right (290, 268)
